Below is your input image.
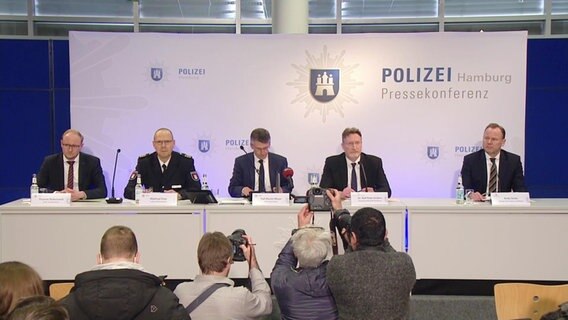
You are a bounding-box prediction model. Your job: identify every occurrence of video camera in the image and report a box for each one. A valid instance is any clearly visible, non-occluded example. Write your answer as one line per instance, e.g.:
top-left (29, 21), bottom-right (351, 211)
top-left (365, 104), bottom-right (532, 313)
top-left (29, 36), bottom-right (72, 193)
top-left (227, 229), bottom-right (248, 262)
top-left (306, 187), bottom-right (333, 211)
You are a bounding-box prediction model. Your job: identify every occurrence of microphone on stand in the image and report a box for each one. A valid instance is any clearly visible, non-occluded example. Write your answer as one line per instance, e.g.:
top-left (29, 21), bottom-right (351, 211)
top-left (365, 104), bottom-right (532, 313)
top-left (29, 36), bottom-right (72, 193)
top-left (240, 145), bottom-right (259, 174)
top-left (358, 161), bottom-right (368, 192)
top-left (282, 167), bottom-right (295, 190)
top-left (106, 148), bottom-right (123, 204)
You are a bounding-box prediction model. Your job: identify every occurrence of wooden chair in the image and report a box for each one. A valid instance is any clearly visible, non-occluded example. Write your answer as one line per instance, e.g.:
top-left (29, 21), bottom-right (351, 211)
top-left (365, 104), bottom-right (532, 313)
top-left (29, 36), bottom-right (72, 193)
top-left (49, 282), bottom-right (74, 301)
top-left (494, 283), bottom-right (568, 320)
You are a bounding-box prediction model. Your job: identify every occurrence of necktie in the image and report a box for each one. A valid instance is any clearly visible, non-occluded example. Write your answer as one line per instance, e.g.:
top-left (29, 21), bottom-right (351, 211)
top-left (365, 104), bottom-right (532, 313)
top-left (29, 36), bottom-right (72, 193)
top-left (258, 159), bottom-right (266, 192)
top-left (67, 161), bottom-right (75, 189)
top-left (488, 158), bottom-right (497, 194)
top-left (162, 164), bottom-right (167, 173)
top-left (351, 162), bottom-right (357, 191)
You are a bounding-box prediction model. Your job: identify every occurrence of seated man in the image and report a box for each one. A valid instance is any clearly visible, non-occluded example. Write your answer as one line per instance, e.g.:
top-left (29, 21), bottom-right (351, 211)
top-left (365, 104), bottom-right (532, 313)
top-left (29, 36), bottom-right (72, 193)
top-left (37, 129), bottom-right (107, 201)
top-left (271, 205), bottom-right (338, 320)
top-left (60, 226), bottom-right (189, 320)
top-left (461, 122), bottom-right (527, 201)
top-left (124, 128), bottom-right (201, 200)
top-left (320, 127), bottom-right (391, 199)
top-left (326, 189), bottom-right (416, 320)
top-left (228, 128), bottom-right (292, 197)
top-left (174, 232), bottom-right (272, 319)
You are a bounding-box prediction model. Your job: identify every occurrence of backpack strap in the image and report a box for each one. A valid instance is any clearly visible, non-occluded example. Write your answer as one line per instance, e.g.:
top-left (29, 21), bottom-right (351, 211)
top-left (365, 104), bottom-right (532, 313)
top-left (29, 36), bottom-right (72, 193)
top-left (185, 283), bottom-right (230, 314)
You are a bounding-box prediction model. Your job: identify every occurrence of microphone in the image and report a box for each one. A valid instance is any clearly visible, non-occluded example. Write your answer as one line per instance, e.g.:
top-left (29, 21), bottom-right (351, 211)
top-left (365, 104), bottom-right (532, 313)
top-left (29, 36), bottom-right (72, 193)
top-left (358, 161), bottom-right (368, 192)
top-left (282, 167), bottom-right (294, 190)
top-left (106, 148), bottom-right (123, 204)
top-left (240, 145), bottom-right (259, 174)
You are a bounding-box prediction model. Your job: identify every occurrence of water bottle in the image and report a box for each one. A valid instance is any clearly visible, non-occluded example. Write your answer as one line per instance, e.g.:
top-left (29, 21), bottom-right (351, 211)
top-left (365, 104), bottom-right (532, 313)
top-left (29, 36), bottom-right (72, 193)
top-left (135, 173), bottom-right (143, 203)
top-left (30, 174), bottom-right (39, 197)
top-left (456, 175), bottom-right (465, 205)
top-left (201, 173), bottom-right (209, 190)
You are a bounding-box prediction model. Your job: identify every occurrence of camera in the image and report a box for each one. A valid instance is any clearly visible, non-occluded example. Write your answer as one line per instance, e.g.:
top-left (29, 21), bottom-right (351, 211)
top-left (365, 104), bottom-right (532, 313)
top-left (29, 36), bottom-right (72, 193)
top-left (227, 229), bottom-right (248, 262)
top-left (306, 187), bottom-right (333, 211)
top-left (334, 210), bottom-right (352, 233)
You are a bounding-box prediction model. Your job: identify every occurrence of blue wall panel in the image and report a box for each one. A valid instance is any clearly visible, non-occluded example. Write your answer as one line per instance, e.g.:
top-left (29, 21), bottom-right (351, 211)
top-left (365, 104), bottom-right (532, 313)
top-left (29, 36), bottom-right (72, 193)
top-left (525, 39), bottom-right (568, 197)
top-left (0, 40), bottom-right (49, 89)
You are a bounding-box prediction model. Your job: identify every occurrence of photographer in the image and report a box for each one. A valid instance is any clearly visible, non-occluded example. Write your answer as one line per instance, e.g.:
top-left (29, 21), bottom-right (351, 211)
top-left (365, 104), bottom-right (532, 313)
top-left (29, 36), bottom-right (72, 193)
top-left (271, 205), bottom-right (338, 320)
top-left (325, 189), bottom-right (416, 320)
top-left (174, 232), bottom-right (272, 319)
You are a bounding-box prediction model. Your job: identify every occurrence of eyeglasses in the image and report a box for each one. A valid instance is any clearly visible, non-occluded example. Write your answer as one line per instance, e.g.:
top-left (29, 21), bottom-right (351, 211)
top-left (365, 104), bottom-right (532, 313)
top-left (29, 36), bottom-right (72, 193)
top-left (153, 140), bottom-right (173, 145)
top-left (62, 144), bottom-right (81, 149)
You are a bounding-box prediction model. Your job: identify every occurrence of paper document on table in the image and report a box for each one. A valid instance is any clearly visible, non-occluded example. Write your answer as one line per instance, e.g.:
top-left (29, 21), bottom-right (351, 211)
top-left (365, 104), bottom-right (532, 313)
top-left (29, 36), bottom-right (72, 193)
top-left (217, 198), bottom-right (250, 205)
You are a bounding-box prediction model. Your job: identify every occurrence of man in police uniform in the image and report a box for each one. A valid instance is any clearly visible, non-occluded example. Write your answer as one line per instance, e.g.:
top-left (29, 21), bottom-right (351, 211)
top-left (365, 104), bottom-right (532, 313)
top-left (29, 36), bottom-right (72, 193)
top-left (124, 128), bottom-right (201, 200)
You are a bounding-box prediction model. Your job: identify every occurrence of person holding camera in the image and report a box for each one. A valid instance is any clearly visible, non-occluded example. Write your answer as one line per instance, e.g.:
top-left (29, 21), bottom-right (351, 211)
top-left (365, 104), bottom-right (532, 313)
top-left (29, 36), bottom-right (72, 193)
top-left (174, 232), bottom-right (272, 319)
top-left (271, 205), bottom-right (338, 320)
top-left (325, 189), bottom-right (416, 320)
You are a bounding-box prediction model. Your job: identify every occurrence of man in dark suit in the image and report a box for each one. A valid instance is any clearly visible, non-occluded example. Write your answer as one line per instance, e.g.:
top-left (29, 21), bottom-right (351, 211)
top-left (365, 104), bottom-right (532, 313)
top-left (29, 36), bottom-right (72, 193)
top-left (461, 123), bottom-right (527, 201)
top-left (228, 128), bottom-right (292, 197)
top-left (37, 129), bottom-right (107, 201)
top-left (320, 127), bottom-right (391, 199)
top-left (123, 128), bottom-right (201, 200)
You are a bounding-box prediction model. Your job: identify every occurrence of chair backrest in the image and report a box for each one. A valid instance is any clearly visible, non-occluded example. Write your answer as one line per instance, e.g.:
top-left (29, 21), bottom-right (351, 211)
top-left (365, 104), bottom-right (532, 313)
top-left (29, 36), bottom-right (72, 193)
top-left (49, 282), bottom-right (74, 301)
top-left (494, 283), bottom-right (568, 320)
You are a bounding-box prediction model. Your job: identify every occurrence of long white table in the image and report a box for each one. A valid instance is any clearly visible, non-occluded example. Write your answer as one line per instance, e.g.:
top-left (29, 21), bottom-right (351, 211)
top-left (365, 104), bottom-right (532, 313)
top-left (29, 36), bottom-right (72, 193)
top-left (405, 198), bottom-right (568, 281)
top-left (1, 198), bottom-right (567, 282)
top-left (0, 199), bottom-right (204, 279)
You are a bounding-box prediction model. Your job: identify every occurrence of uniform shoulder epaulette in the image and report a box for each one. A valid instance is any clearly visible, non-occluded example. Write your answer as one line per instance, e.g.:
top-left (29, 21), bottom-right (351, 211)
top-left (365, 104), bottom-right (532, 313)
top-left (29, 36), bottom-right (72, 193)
top-left (181, 153), bottom-right (193, 159)
top-left (138, 153), bottom-right (151, 159)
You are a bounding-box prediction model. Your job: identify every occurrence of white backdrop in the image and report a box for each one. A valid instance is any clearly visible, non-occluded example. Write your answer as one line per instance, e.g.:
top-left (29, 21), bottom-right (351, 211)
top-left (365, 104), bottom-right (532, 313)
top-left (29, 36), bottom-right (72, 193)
top-left (69, 31), bottom-right (527, 198)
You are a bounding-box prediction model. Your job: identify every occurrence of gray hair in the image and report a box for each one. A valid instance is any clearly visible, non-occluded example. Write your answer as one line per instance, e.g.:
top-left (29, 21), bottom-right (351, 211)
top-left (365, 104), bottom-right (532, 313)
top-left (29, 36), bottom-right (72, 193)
top-left (291, 226), bottom-right (332, 269)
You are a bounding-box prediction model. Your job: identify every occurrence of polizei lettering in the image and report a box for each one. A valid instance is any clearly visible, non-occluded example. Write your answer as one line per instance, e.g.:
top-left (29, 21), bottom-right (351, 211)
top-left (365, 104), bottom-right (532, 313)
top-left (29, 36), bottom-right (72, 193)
top-left (382, 67), bottom-right (452, 83)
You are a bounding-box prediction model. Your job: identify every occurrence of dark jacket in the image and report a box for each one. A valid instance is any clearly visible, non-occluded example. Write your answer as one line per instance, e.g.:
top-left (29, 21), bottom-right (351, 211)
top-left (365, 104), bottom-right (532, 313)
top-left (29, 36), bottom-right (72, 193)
top-left (61, 269), bottom-right (190, 320)
top-left (320, 152), bottom-right (391, 197)
top-left (327, 243), bottom-right (416, 320)
top-left (461, 149), bottom-right (527, 194)
top-left (37, 152), bottom-right (107, 199)
top-left (228, 152), bottom-right (292, 197)
top-left (124, 151), bottom-right (201, 200)
top-left (271, 240), bottom-right (338, 320)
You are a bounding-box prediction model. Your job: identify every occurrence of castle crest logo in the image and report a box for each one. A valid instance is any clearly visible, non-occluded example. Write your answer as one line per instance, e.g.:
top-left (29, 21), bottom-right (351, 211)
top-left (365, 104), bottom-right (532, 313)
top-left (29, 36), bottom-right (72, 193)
top-left (288, 46), bottom-right (362, 123)
top-left (310, 69), bottom-right (340, 102)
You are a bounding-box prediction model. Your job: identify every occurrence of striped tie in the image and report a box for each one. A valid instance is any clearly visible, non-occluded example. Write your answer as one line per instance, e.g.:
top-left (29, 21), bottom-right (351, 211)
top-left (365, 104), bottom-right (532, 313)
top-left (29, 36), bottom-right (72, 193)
top-left (67, 161), bottom-right (75, 189)
top-left (488, 158), bottom-right (497, 194)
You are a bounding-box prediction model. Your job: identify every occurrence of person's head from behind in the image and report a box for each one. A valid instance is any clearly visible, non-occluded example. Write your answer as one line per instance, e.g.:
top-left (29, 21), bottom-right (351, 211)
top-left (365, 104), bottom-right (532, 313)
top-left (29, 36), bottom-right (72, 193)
top-left (291, 226), bottom-right (332, 268)
top-left (6, 296), bottom-right (68, 320)
top-left (250, 128), bottom-right (271, 160)
top-left (0, 261), bottom-right (44, 317)
top-left (198, 232), bottom-right (233, 276)
top-left (98, 225), bottom-right (139, 264)
top-left (348, 207), bottom-right (387, 251)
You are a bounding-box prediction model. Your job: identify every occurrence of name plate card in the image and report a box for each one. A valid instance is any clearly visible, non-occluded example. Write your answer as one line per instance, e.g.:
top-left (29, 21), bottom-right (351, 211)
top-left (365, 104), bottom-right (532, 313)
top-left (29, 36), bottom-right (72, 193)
top-left (139, 192), bottom-right (178, 206)
top-left (252, 193), bottom-right (290, 206)
top-left (31, 193), bottom-right (71, 206)
top-left (491, 192), bottom-right (531, 206)
top-left (350, 192), bottom-right (389, 206)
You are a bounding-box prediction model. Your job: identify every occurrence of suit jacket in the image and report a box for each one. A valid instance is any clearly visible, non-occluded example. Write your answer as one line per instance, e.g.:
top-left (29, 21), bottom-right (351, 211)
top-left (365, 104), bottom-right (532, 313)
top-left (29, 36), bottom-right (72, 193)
top-left (37, 152), bottom-right (107, 199)
top-left (461, 149), bottom-right (527, 194)
top-left (228, 152), bottom-right (292, 197)
top-left (123, 151), bottom-right (201, 200)
top-left (319, 152), bottom-right (392, 197)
